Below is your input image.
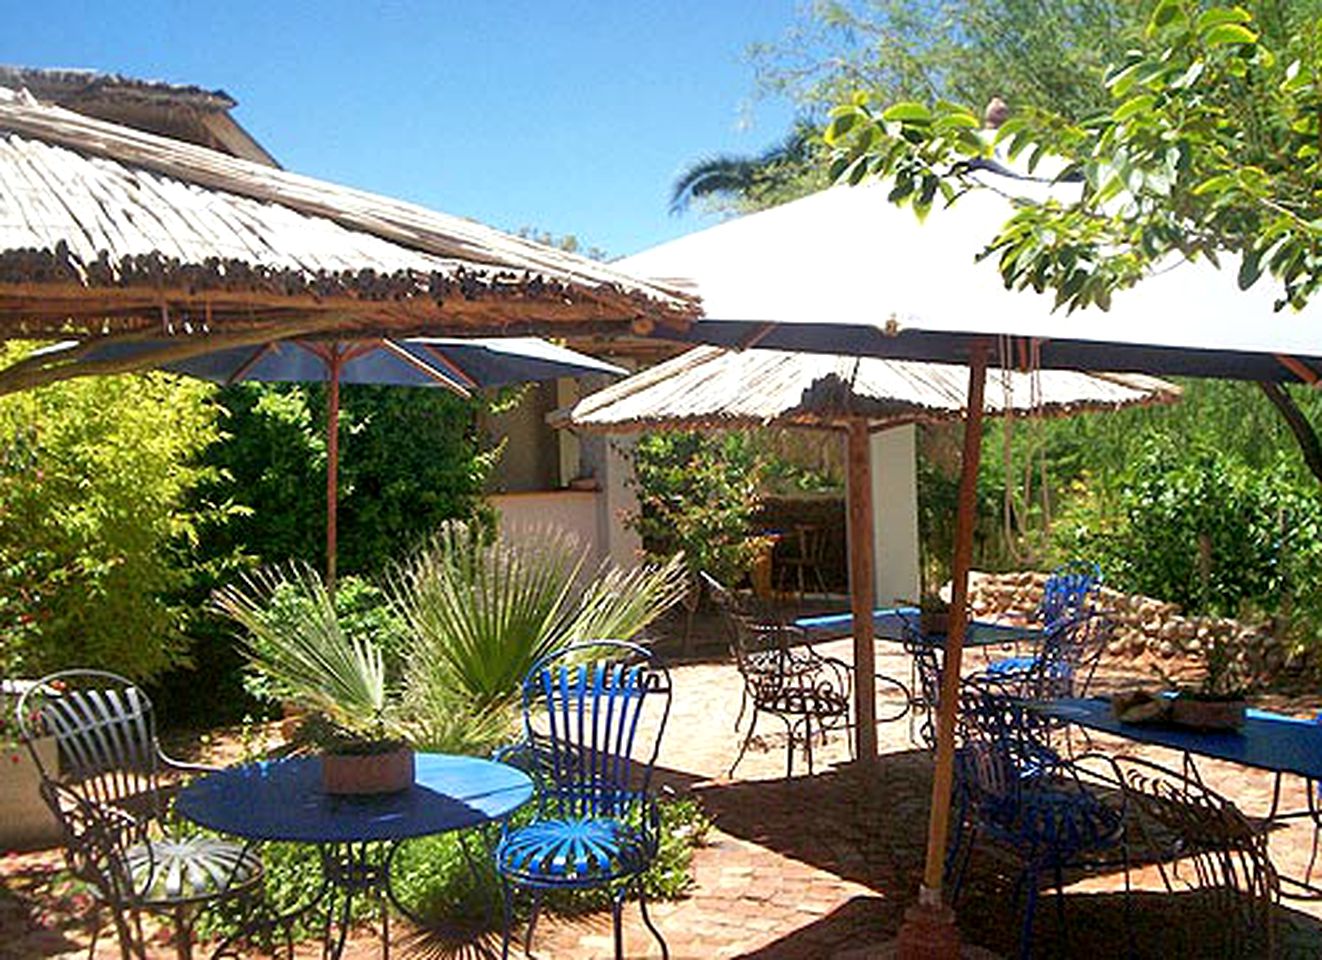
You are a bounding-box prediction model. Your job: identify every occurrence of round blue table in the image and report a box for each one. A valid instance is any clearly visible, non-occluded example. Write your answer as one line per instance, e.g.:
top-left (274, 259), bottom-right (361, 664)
top-left (176, 753), bottom-right (532, 959)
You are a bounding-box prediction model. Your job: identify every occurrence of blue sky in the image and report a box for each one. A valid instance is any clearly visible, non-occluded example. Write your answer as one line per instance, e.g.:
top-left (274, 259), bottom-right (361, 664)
top-left (1, 1), bottom-right (810, 257)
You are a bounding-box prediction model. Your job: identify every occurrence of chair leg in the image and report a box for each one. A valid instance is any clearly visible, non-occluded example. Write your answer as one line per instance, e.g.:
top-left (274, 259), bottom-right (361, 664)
top-left (636, 878), bottom-right (669, 959)
top-left (173, 904), bottom-right (194, 960)
top-left (1018, 867), bottom-right (1040, 960)
top-left (1052, 861), bottom-right (1068, 955)
top-left (611, 886), bottom-right (627, 960)
top-left (729, 706), bottom-right (761, 777)
top-left (524, 890), bottom-right (543, 958)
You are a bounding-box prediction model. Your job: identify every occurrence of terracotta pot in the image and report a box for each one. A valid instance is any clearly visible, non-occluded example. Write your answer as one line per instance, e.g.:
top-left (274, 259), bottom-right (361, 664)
top-left (1170, 697), bottom-right (1246, 731)
top-left (0, 735), bottom-right (61, 850)
top-left (321, 745), bottom-right (415, 795)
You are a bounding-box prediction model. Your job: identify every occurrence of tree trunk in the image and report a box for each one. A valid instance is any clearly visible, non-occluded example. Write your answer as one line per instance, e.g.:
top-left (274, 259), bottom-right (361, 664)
top-left (1259, 382), bottom-right (1322, 484)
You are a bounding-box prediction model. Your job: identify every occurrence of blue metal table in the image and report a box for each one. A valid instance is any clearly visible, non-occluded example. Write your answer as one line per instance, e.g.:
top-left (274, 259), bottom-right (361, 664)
top-left (794, 606), bottom-right (1043, 648)
top-left (1033, 697), bottom-right (1322, 897)
top-left (177, 753), bottom-right (532, 958)
top-left (795, 608), bottom-right (1044, 746)
top-left (1032, 697), bottom-right (1322, 781)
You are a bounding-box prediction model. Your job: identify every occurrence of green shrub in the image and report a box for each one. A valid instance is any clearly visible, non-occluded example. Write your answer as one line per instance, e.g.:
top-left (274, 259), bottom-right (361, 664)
top-left (0, 359), bottom-right (224, 680)
top-left (629, 431), bottom-right (769, 587)
top-left (1054, 439), bottom-right (1322, 645)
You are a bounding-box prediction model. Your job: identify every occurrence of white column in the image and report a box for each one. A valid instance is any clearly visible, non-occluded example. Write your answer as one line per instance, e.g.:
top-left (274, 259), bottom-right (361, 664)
top-left (870, 424), bottom-right (921, 605)
top-left (554, 378), bottom-right (581, 487)
top-left (599, 434), bottom-right (642, 568)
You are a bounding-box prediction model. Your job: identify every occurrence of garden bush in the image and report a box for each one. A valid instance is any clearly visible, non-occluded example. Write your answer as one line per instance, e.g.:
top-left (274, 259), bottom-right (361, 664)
top-left (0, 359), bottom-right (223, 680)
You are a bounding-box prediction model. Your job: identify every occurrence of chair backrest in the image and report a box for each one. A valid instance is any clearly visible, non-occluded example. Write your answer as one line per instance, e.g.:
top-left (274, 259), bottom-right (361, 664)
top-left (957, 687), bottom-right (1059, 801)
top-left (1026, 613), bottom-right (1112, 701)
top-left (17, 670), bottom-right (168, 821)
top-left (1039, 559), bottom-right (1102, 627)
top-left (1114, 755), bottom-right (1278, 958)
top-left (521, 640), bottom-right (671, 818)
top-left (700, 570), bottom-right (797, 674)
top-left (16, 670), bottom-right (171, 906)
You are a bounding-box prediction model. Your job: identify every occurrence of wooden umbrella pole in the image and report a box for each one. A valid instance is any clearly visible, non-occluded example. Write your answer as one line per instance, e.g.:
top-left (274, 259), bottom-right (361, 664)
top-left (895, 339), bottom-right (989, 960)
top-left (846, 420), bottom-right (878, 769)
top-left (326, 348), bottom-right (342, 592)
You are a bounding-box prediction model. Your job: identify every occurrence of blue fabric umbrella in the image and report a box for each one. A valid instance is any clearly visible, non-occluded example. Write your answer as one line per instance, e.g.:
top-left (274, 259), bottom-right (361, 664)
top-left (37, 336), bottom-right (624, 584)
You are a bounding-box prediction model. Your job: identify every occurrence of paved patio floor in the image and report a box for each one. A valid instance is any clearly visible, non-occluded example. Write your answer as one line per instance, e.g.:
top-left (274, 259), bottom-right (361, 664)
top-left (4, 613), bottom-right (1322, 958)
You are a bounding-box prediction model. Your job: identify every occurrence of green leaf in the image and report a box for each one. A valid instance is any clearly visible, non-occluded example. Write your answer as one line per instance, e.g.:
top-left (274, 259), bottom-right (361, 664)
top-left (1237, 249), bottom-right (1263, 290)
top-left (1191, 173), bottom-right (1236, 196)
top-left (1194, 7), bottom-right (1252, 33)
top-left (1113, 94), bottom-right (1157, 122)
top-left (1201, 23), bottom-right (1257, 47)
top-left (881, 102), bottom-right (933, 123)
top-left (1148, 0), bottom-right (1188, 35)
top-left (825, 112), bottom-right (858, 143)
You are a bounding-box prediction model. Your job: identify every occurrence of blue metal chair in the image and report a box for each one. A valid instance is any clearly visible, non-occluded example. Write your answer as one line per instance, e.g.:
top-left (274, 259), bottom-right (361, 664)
top-left (16, 670), bottom-right (263, 960)
top-left (984, 560), bottom-right (1104, 680)
top-left (950, 687), bottom-right (1125, 960)
top-left (494, 641), bottom-right (672, 960)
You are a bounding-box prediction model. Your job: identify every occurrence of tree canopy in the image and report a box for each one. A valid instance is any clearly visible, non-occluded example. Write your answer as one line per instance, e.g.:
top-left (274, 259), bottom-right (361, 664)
top-left (824, 0), bottom-right (1322, 313)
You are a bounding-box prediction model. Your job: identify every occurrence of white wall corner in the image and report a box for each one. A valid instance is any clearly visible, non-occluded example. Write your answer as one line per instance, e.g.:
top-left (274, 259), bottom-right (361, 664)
top-left (870, 425), bottom-right (921, 605)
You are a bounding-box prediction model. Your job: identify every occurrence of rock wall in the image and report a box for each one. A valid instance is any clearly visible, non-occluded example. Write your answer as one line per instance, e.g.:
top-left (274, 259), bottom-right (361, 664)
top-left (966, 570), bottom-right (1290, 685)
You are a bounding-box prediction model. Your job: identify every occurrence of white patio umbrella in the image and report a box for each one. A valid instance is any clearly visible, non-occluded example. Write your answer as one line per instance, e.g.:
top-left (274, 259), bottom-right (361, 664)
top-left (624, 171), bottom-right (1322, 955)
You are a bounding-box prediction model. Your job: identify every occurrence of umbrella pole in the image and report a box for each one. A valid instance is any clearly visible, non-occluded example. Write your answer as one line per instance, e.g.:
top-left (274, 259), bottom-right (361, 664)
top-left (896, 339), bottom-right (989, 960)
top-left (845, 420), bottom-right (878, 770)
top-left (326, 350), bottom-right (342, 592)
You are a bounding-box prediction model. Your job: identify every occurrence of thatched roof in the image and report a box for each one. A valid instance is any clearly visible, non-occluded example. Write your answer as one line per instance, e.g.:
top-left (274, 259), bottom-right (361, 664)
top-left (0, 65), bottom-right (276, 165)
top-left (552, 345), bottom-right (1180, 433)
top-left (0, 85), bottom-right (699, 390)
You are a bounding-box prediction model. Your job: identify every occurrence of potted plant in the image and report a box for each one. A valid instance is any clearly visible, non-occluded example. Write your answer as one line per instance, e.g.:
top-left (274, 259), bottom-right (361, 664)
top-left (0, 678), bottom-right (62, 849)
top-left (211, 564), bottom-right (414, 795)
top-left (1158, 632), bottom-right (1249, 731)
top-left (918, 591), bottom-right (952, 636)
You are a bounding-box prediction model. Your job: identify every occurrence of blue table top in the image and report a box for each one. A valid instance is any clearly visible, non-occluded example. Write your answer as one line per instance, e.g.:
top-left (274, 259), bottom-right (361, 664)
top-left (794, 607), bottom-right (1042, 648)
top-left (176, 753), bottom-right (533, 844)
top-left (1033, 697), bottom-right (1322, 781)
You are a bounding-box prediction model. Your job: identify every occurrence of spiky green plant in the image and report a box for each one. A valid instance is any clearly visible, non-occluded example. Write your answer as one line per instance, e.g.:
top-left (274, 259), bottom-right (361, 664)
top-left (210, 562), bottom-right (394, 743)
top-left (391, 522), bottom-right (686, 715)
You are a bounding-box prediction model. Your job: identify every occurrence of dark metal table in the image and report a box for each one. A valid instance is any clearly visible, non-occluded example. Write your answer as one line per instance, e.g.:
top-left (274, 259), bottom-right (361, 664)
top-left (176, 753), bottom-right (532, 958)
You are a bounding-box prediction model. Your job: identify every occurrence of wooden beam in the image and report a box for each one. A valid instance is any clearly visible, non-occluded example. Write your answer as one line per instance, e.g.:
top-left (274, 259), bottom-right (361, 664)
top-left (846, 420), bottom-right (878, 769)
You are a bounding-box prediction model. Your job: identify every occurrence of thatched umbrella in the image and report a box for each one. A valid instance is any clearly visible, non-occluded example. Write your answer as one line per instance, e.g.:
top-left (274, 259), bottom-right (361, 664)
top-left (553, 343), bottom-right (1178, 765)
top-left (0, 85), bottom-right (698, 392)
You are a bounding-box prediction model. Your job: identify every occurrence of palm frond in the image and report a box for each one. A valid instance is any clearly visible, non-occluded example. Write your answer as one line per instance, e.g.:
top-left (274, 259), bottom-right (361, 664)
top-left (211, 562), bottom-right (389, 732)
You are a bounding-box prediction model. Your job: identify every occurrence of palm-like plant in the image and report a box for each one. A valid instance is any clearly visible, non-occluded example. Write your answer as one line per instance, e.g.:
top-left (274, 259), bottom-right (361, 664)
top-left (211, 562), bottom-right (395, 745)
top-left (391, 522), bottom-right (686, 715)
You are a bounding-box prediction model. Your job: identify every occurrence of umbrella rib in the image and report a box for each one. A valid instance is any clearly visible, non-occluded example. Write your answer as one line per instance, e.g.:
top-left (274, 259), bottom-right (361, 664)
top-left (1274, 354), bottom-right (1320, 385)
top-left (413, 342), bottom-right (480, 391)
top-left (378, 339), bottom-right (471, 395)
top-left (225, 342), bottom-right (273, 384)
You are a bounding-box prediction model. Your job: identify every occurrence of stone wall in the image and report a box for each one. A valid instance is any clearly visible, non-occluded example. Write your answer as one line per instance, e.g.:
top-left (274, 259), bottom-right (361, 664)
top-left (966, 570), bottom-right (1290, 684)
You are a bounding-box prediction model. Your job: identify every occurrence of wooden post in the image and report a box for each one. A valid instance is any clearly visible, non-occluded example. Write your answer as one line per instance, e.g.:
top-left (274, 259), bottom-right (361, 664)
top-left (326, 348), bottom-right (342, 592)
top-left (846, 420), bottom-right (878, 769)
top-left (896, 339), bottom-right (990, 960)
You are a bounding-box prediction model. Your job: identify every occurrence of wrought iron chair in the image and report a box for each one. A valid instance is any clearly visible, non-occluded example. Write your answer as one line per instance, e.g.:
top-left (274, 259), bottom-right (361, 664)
top-left (16, 670), bottom-right (263, 960)
top-left (702, 571), bottom-right (853, 777)
top-left (1114, 755), bottom-right (1279, 958)
top-left (949, 687), bottom-right (1126, 960)
top-left (494, 641), bottom-right (671, 960)
top-left (1040, 559), bottom-right (1103, 624)
top-left (775, 523), bottom-right (830, 601)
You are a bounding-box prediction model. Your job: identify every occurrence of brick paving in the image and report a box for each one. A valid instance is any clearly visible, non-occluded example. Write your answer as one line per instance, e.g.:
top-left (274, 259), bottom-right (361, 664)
top-left (5, 619), bottom-right (1322, 958)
